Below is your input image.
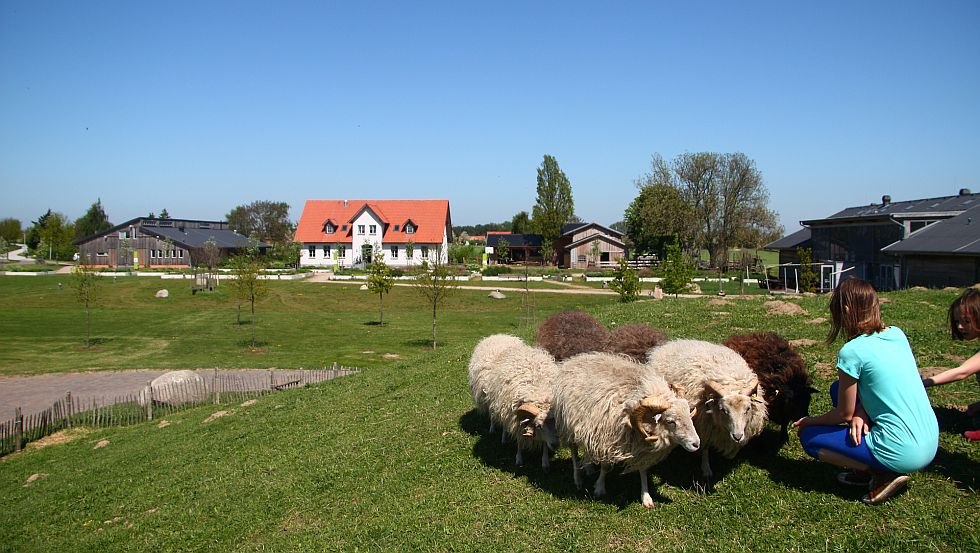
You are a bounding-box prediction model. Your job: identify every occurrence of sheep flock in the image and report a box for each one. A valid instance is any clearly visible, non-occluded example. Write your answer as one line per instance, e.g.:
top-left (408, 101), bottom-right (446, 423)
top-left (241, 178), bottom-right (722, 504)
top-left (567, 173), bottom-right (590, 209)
top-left (466, 310), bottom-right (814, 508)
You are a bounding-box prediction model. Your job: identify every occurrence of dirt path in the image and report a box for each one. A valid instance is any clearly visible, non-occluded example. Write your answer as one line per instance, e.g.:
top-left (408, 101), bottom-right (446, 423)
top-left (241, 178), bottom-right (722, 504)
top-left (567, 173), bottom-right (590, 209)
top-left (0, 369), bottom-right (333, 418)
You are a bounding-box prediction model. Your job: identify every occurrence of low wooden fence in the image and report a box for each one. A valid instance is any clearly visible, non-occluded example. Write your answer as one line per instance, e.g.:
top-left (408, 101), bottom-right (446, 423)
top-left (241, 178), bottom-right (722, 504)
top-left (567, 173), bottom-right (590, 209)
top-left (0, 366), bottom-right (359, 457)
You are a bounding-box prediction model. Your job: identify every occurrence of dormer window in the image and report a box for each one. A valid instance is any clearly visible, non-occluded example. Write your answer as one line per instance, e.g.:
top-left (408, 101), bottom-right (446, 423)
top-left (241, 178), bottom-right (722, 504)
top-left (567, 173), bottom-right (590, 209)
top-left (341, 224), bottom-right (348, 231)
top-left (405, 223), bottom-right (415, 234)
top-left (324, 222), bottom-right (336, 234)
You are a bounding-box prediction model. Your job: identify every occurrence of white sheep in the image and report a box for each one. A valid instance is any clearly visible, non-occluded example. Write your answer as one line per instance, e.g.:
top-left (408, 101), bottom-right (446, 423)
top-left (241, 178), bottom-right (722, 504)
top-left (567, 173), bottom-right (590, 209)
top-left (552, 352), bottom-right (700, 508)
top-left (467, 334), bottom-right (561, 469)
top-left (646, 339), bottom-right (767, 480)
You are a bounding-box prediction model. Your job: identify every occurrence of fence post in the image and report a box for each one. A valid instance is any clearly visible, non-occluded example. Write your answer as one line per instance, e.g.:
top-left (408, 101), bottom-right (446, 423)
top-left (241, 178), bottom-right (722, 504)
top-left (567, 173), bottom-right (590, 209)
top-left (269, 369), bottom-right (274, 391)
top-left (66, 392), bottom-right (73, 428)
top-left (213, 368), bottom-right (220, 404)
top-left (14, 408), bottom-right (23, 452)
top-left (144, 381), bottom-right (153, 422)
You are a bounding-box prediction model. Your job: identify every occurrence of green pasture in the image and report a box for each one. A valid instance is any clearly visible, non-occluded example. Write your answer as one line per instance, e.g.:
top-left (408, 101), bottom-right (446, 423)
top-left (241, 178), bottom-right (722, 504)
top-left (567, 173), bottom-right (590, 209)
top-left (0, 278), bottom-right (977, 552)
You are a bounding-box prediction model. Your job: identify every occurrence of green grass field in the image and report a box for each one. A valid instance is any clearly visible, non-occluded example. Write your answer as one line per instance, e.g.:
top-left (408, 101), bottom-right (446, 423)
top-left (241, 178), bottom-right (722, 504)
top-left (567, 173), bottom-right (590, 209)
top-left (0, 277), bottom-right (977, 552)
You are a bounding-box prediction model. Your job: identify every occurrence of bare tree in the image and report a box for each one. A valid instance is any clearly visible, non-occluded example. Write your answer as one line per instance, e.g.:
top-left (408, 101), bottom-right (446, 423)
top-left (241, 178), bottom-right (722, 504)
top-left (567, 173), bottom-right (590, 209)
top-left (412, 246), bottom-right (457, 349)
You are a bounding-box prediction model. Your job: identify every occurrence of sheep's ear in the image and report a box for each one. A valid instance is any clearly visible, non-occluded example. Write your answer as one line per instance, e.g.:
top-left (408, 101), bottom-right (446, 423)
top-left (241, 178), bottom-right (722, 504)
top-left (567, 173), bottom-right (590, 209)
top-left (742, 379), bottom-right (759, 397)
top-left (704, 380), bottom-right (725, 399)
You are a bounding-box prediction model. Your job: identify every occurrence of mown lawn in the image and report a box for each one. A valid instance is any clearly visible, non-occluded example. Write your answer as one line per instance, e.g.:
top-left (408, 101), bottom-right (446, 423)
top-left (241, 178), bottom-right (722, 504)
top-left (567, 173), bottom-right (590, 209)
top-left (0, 279), bottom-right (977, 552)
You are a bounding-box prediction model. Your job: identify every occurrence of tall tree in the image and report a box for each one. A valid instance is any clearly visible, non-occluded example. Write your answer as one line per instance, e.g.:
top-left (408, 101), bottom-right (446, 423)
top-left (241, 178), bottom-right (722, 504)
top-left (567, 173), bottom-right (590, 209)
top-left (624, 180), bottom-right (693, 257)
top-left (226, 201), bottom-right (294, 244)
top-left (159, 208), bottom-right (170, 219)
top-left (0, 218), bottom-right (22, 242)
top-left (413, 247), bottom-right (457, 349)
top-left (29, 211), bottom-right (75, 261)
top-left (510, 211), bottom-right (531, 234)
top-left (74, 199), bottom-right (113, 241)
top-left (531, 155), bottom-right (574, 246)
top-left (366, 251), bottom-right (395, 325)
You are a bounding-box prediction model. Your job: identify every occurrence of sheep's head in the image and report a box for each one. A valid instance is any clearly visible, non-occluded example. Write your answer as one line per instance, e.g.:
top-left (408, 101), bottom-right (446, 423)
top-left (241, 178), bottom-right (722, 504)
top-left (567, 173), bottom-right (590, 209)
top-left (769, 383), bottom-right (819, 424)
top-left (515, 402), bottom-right (559, 450)
top-left (702, 379), bottom-right (766, 444)
top-left (629, 396), bottom-right (700, 452)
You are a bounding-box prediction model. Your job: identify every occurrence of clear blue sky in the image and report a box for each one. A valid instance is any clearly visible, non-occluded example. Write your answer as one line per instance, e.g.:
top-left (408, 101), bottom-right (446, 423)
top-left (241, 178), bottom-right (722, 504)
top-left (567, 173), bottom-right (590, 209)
top-left (2, 1), bottom-right (978, 236)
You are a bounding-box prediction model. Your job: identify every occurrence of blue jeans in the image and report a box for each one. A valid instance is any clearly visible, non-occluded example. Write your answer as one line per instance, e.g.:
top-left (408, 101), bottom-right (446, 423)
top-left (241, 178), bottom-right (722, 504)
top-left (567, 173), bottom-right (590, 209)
top-left (798, 381), bottom-right (887, 470)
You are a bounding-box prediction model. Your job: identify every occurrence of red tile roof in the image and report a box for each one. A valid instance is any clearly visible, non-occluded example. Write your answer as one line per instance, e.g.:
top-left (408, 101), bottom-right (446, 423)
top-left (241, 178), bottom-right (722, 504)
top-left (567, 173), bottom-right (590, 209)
top-left (294, 200), bottom-right (451, 244)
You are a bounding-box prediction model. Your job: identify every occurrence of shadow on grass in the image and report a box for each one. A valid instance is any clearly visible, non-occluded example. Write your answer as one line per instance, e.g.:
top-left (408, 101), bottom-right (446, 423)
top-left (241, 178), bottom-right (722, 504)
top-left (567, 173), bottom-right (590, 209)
top-left (403, 339), bottom-right (436, 348)
top-left (363, 321), bottom-right (385, 326)
top-left (459, 408), bottom-right (675, 509)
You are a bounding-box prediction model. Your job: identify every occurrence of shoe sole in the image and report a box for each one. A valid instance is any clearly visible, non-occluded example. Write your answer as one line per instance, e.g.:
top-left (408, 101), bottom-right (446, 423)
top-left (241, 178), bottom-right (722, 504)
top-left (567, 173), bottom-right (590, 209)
top-left (862, 475), bottom-right (909, 505)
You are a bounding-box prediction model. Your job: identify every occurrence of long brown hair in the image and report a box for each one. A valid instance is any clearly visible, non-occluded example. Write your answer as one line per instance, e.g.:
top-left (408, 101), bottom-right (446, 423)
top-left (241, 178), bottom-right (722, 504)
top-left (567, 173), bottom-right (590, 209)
top-left (827, 277), bottom-right (885, 343)
top-left (949, 287), bottom-right (980, 340)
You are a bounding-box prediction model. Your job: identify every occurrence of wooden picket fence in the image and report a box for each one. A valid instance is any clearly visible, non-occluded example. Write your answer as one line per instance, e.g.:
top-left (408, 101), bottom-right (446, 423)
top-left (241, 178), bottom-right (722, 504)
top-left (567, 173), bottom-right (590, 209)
top-left (0, 365), bottom-right (359, 457)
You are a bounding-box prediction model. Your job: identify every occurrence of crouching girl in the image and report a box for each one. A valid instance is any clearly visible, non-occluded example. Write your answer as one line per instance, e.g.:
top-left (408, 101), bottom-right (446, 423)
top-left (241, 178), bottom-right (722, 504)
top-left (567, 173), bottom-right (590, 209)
top-left (793, 278), bottom-right (938, 505)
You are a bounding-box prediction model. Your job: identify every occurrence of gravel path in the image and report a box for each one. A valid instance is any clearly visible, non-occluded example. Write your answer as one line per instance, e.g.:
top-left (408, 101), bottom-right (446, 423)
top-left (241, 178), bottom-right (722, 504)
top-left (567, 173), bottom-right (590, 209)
top-left (0, 369), bottom-right (340, 418)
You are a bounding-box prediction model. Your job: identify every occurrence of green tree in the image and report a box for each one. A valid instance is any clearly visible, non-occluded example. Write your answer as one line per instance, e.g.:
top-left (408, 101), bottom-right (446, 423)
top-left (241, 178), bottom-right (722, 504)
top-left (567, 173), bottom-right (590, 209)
top-left (413, 247), bottom-right (457, 349)
top-left (31, 211), bottom-right (75, 261)
top-left (0, 217), bottom-right (22, 243)
top-left (405, 240), bottom-right (415, 266)
top-left (797, 247), bottom-right (817, 293)
top-left (662, 242), bottom-right (694, 297)
top-left (531, 154), bottom-right (574, 245)
top-left (74, 199), bottom-right (113, 241)
top-left (589, 239), bottom-right (602, 267)
top-left (624, 177), bottom-right (693, 257)
top-left (510, 211), bottom-right (531, 234)
top-left (0, 237), bottom-right (8, 261)
top-left (159, 208), bottom-right (170, 219)
top-left (367, 250), bottom-right (395, 325)
top-left (495, 238), bottom-right (510, 264)
top-left (226, 201), bottom-right (294, 244)
top-left (70, 264), bottom-right (101, 346)
top-left (271, 241), bottom-right (301, 268)
top-left (540, 238), bottom-right (555, 266)
top-left (229, 251), bottom-right (268, 348)
top-left (609, 258), bottom-right (640, 303)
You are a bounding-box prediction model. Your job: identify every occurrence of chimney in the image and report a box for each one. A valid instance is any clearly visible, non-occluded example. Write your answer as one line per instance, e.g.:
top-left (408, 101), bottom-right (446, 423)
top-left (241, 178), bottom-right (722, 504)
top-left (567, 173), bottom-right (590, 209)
top-left (960, 188), bottom-right (972, 196)
top-left (343, 199), bottom-right (348, 207)
top-left (882, 195), bottom-right (891, 205)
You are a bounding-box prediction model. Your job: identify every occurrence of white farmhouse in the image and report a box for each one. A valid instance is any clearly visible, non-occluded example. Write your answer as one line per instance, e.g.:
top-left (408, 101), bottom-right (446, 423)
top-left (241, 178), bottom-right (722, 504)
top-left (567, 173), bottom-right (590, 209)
top-left (294, 199), bottom-right (452, 268)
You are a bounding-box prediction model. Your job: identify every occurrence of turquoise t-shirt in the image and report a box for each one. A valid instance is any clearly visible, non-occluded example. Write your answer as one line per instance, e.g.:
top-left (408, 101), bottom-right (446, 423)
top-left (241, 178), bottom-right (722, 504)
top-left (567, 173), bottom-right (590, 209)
top-left (837, 326), bottom-right (939, 473)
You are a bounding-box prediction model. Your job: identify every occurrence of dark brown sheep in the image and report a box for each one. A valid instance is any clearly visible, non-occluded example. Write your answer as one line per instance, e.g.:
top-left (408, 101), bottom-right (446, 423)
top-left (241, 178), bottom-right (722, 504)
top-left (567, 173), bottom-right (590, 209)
top-left (722, 332), bottom-right (817, 441)
top-left (535, 310), bottom-right (610, 361)
top-left (605, 323), bottom-right (668, 363)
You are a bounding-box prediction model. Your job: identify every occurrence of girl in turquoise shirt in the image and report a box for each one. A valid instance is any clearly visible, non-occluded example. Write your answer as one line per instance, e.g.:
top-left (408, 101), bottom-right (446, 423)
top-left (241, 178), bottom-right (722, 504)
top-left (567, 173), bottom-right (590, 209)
top-left (793, 278), bottom-right (939, 505)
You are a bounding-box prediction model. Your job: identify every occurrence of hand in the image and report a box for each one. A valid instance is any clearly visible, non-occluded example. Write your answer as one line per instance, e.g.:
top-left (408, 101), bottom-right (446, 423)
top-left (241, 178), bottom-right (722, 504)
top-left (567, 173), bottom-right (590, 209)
top-left (791, 416), bottom-right (810, 429)
top-left (849, 414), bottom-right (870, 446)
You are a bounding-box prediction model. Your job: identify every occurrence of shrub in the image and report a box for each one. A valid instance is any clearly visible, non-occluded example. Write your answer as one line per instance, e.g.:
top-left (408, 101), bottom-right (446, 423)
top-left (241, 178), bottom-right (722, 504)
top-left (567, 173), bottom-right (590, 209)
top-left (481, 265), bottom-right (512, 276)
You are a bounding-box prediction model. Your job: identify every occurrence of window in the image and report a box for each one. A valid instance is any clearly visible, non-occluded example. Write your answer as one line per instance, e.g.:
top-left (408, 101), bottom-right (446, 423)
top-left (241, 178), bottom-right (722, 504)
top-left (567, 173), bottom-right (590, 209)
top-left (358, 225), bottom-right (365, 235)
top-left (421, 246), bottom-right (429, 258)
top-left (148, 249), bottom-right (155, 259)
top-left (337, 245), bottom-right (346, 258)
top-left (97, 251), bottom-right (107, 257)
top-left (369, 224), bottom-right (377, 235)
top-left (308, 245), bottom-right (316, 257)
top-left (394, 225), bottom-right (400, 231)
top-left (578, 255), bottom-right (587, 263)
top-left (119, 231), bottom-right (129, 239)
top-left (324, 222), bottom-right (335, 234)
top-left (341, 224), bottom-right (348, 231)
top-left (199, 223), bottom-right (211, 229)
top-left (323, 244), bottom-right (331, 257)
top-left (179, 250), bottom-right (184, 259)
top-left (159, 220), bottom-right (173, 227)
top-left (405, 224), bottom-right (415, 234)
top-left (391, 245), bottom-right (398, 258)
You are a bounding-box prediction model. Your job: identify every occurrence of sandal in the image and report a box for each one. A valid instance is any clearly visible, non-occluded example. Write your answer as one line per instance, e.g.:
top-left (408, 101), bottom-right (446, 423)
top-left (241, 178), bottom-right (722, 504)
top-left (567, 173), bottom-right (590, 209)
top-left (964, 429), bottom-right (980, 441)
top-left (862, 471), bottom-right (909, 505)
top-left (836, 470), bottom-right (872, 487)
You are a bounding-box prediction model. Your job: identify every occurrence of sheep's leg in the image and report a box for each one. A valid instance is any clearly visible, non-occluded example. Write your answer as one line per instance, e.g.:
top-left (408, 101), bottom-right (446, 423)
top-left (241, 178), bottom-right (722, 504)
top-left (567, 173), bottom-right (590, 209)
top-left (515, 443), bottom-right (525, 466)
top-left (594, 464), bottom-right (609, 497)
top-left (500, 429), bottom-right (508, 445)
top-left (779, 422), bottom-right (790, 442)
top-left (639, 469), bottom-right (655, 509)
top-left (541, 445), bottom-right (550, 471)
top-left (489, 419), bottom-right (496, 434)
top-left (700, 448), bottom-right (713, 480)
top-left (571, 444), bottom-right (583, 489)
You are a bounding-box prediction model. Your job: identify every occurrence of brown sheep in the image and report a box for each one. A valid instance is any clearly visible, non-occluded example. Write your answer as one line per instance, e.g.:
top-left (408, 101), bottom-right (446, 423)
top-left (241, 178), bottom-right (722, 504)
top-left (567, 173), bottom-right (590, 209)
top-left (535, 310), bottom-right (610, 361)
top-left (606, 323), bottom-right (668, 363)
top-left (722, 332), bottom-right (817, 441)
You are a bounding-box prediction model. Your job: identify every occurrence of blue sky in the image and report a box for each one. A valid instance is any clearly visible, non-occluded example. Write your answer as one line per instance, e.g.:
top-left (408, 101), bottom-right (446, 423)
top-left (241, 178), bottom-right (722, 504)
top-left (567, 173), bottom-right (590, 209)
top-left (1, 1), bottom-right (978, 235)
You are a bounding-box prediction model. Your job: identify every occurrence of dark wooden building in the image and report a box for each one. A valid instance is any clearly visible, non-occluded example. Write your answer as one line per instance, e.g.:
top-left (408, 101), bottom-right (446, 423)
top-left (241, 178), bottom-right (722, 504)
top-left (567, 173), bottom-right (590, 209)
top-left (74, 217), bottom-right (263, 268)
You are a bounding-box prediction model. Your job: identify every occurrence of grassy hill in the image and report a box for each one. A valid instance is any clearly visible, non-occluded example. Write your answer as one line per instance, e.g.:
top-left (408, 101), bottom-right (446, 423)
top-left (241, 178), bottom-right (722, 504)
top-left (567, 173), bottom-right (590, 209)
top-left (0, 279), bottom-right (977, 551)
